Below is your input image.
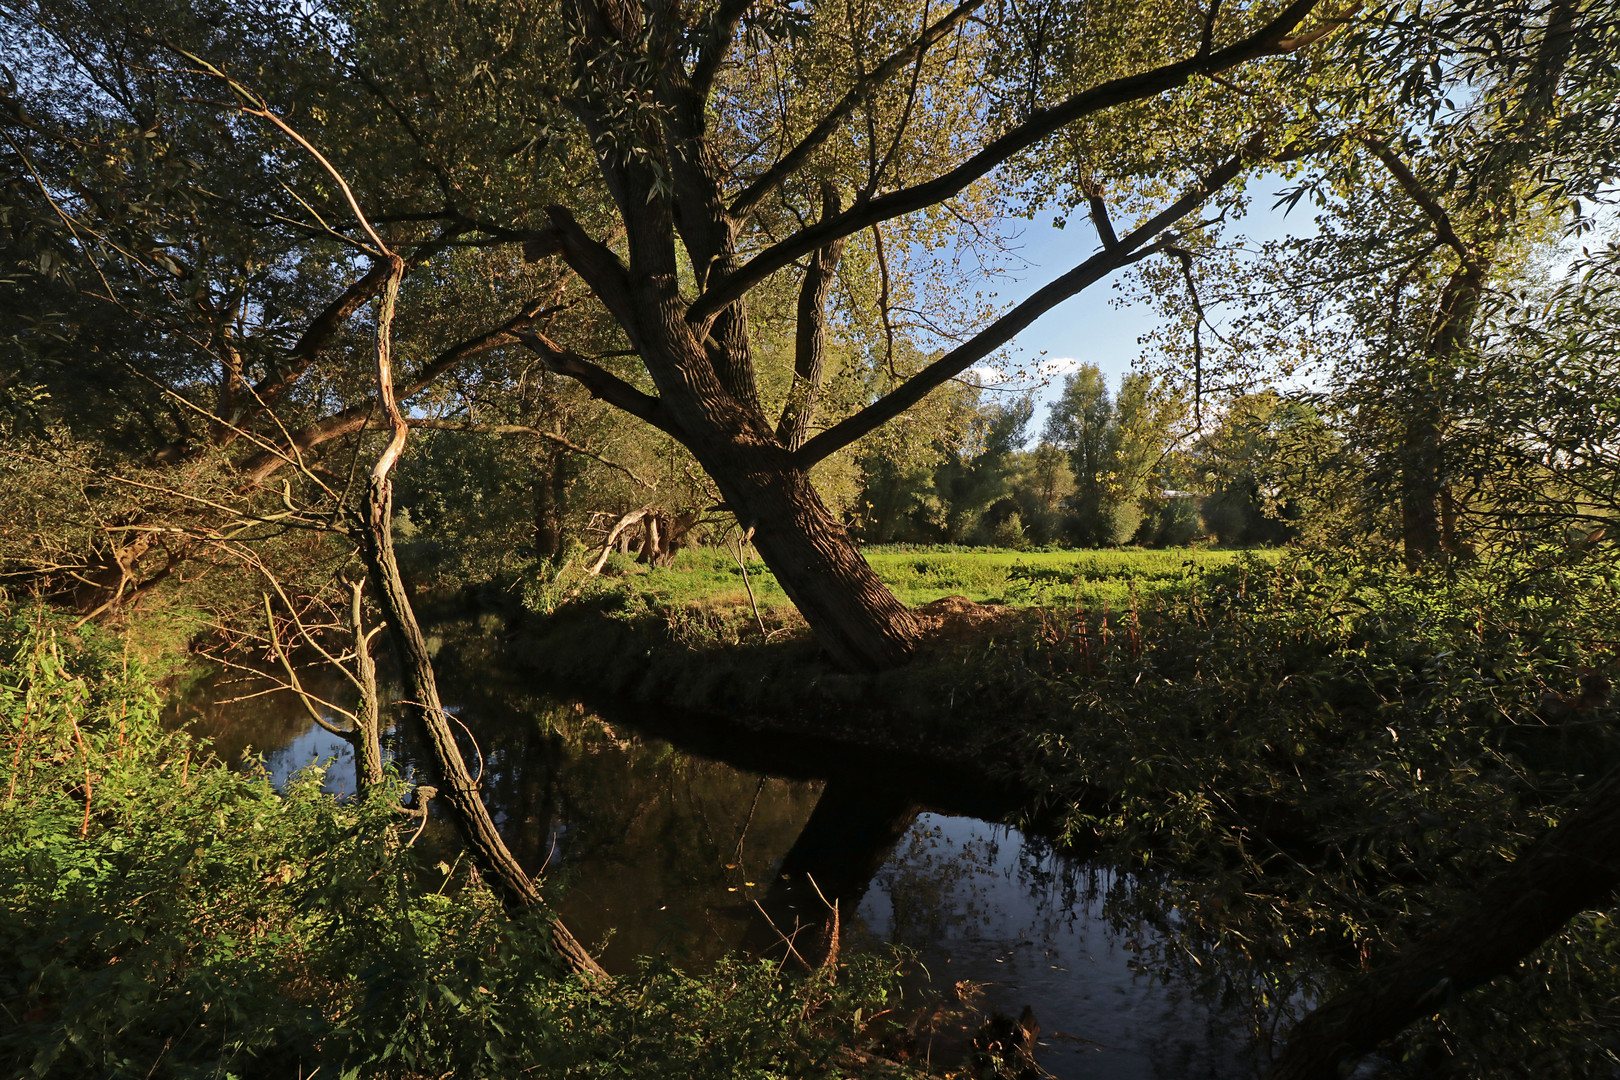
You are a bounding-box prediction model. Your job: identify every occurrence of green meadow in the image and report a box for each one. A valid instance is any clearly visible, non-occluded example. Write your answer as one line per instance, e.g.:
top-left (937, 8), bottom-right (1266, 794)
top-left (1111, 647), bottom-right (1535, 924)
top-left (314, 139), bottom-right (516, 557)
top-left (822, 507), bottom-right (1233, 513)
top-left (586, 545), bottom-right (1274, 614)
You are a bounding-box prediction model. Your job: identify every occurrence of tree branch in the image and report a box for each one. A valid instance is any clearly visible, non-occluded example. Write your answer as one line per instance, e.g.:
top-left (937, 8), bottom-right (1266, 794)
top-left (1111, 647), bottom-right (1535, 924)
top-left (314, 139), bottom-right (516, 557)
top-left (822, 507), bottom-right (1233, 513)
top-left (689, 0), bottom-right (753, 101)
top-left (1363, 134), bottom-right (1475, 265)
top-left (511, 329), bottom-right (684, 441)
top-left (237, 297), bottom-right (567, 486)
top-left (727, 0), bottom-right (986, 220)
top-left (778, 184), bottom-right (846, 451)
top-left (1087, 187), bottom-right (1121, 251)
top-left (795, 151), bottom-right (1253, 465)
top-left (523, 206), bottom-right (645, 339)
top-left (694, 0), bottom-right (1325, 323)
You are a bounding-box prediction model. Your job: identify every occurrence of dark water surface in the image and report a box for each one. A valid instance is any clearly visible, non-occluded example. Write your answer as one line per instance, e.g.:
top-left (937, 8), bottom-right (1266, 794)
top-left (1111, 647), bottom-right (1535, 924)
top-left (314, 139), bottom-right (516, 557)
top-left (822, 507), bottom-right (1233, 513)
top-left (170, 618), bottom-right (1275, 1080)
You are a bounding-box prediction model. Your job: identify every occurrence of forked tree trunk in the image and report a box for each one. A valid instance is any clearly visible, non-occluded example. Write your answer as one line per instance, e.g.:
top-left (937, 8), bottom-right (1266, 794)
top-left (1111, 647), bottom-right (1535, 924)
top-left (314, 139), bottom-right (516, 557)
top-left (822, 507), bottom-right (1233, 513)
top-left (533, 282), bottom-right (925, 669)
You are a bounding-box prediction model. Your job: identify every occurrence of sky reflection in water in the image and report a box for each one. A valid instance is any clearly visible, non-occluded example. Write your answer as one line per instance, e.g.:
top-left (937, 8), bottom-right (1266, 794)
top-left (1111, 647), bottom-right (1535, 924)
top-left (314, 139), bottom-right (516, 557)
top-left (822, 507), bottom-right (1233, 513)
top-left (170, 633), bottom-right (1270, 1080)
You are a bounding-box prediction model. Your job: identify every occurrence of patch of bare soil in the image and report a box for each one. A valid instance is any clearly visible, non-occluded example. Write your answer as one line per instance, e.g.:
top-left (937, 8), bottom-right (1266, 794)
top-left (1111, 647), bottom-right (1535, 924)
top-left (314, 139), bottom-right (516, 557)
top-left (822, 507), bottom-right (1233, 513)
top-left (912, 595), bottom-right (1019, 646)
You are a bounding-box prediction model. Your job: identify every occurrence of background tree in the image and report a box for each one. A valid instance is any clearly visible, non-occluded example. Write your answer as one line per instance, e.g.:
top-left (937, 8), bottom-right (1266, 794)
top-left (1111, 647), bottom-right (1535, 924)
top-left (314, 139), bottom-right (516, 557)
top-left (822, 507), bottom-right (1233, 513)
top-left (1190, 390), bottom-right (1324, 545)
top-left (1042, 364), bottom-right (1186, 545)
top-left (1131, 0), bottom-right (1620, 562)
top-left (1007, 441), bottom-right (1076, 545)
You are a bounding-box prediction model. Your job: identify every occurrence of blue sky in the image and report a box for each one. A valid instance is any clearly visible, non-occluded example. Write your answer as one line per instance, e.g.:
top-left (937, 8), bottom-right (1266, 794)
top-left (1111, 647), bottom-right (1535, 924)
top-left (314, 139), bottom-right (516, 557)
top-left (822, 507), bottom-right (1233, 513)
top-left (972, 178), bottom-right (1319, 438)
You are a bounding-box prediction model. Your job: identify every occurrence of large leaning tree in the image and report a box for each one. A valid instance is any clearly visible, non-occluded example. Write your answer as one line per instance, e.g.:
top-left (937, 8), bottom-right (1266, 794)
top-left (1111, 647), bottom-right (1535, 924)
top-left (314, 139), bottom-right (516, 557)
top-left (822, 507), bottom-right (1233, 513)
top-left (460, 0), bottom-right (1349, 669)
top-left (1, 0), bottom-right (1359, 669)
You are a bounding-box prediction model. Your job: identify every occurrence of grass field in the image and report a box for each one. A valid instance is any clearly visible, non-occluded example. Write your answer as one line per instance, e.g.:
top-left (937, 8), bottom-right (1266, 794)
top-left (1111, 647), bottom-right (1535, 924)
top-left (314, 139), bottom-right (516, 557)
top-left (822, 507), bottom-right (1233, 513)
top-left (586, 544), bottom-right (1274, 614)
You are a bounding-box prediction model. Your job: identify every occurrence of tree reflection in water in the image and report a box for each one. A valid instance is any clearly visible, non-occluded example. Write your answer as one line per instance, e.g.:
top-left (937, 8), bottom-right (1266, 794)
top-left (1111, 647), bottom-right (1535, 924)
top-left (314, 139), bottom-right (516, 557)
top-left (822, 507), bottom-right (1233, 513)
top-left (860, 815), bottom-right (1284, 1080)
top-left (170, 618), bottom-right (1290, 1079)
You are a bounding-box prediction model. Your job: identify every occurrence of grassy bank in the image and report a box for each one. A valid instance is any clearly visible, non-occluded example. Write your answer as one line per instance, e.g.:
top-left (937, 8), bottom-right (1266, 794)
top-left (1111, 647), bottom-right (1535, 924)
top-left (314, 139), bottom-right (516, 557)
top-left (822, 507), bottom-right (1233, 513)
top-left (0, 606), bottom-right (919, 1080)
top-left (511, 547), bottom-right (1620, 1077)
top-left (531, 543), bottom-right (1268, 619)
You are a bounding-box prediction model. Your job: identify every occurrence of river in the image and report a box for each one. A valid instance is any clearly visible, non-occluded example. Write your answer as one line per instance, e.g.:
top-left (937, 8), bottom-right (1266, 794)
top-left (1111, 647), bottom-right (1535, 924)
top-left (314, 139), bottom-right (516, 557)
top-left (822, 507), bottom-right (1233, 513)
top-left (169, 616), bottom-right (1286, 1079)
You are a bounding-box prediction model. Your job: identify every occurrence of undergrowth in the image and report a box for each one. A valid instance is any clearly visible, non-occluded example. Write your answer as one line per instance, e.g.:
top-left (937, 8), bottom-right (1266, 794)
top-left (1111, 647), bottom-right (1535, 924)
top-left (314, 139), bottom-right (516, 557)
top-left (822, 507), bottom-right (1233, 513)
top-left (997, 548), bottom-right (1620, 1076)
top-left (0, 605), bottom-right (918, 1080)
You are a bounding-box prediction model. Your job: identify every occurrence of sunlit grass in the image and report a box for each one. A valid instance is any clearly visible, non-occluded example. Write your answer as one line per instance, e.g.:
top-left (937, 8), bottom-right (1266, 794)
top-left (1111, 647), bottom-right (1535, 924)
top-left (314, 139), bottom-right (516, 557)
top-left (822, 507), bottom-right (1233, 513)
top-left (590, 545), bottom-right (1276, 613)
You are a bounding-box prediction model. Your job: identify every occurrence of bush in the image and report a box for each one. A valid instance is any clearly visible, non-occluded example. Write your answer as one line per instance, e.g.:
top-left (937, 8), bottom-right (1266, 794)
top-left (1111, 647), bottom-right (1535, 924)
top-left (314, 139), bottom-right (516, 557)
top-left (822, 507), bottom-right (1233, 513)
top-left (988, 511), bottom-right (1029, 550)
top-left (1100, 500), bottom-right (1144, 546)
top-left (0, 605), bottom-right (916, 1080)
top-left (1140, 495), bottom-right (1201, 546)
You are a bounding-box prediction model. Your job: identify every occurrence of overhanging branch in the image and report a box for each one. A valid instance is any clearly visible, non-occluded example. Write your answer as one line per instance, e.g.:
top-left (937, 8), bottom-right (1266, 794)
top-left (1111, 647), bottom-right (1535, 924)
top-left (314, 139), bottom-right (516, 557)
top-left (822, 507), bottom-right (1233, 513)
top-left (795, 151), bottom-right (1253, 466)
top-left (691, 0), bottom-right (1325, 324)
top-left (510, 329), bottom-right (684, 441)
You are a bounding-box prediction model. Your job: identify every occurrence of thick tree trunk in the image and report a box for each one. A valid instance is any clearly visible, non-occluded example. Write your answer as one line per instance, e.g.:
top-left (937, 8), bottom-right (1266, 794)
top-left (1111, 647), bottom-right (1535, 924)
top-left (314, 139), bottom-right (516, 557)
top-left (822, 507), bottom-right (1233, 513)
top-left (1265, 768), bottom-right (1620, 1079)
top-left (583, 278), bottom-right (923, 670)
top-left (708, 443), bottom-right (921, 670)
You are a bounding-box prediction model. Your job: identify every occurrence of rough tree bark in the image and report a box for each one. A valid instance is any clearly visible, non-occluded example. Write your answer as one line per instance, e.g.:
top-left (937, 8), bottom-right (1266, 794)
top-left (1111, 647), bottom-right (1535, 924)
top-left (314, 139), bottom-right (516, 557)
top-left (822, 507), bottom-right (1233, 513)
top-left (345, 580), bottom-right (387, 794)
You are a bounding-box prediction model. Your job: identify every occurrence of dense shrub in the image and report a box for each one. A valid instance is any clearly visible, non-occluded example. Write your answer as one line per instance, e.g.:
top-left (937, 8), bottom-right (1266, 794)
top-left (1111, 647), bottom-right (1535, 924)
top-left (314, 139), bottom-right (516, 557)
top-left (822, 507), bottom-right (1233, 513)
top-left (1003, 549), bottom-right (1620, 1075)
top-left (0, 606), bottom-right (913, 1079)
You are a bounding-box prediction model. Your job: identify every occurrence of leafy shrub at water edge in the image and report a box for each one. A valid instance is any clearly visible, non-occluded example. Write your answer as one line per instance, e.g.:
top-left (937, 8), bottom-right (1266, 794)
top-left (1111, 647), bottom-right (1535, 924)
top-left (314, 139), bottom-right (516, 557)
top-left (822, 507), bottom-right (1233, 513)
top-left (0, 606), bottom-right (914, 1079)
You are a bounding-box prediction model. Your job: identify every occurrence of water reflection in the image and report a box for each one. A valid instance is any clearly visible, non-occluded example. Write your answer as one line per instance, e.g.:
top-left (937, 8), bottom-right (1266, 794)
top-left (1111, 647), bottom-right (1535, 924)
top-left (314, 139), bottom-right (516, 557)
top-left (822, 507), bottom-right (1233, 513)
top-left (168, 619), bottom-right (1272, 1079)
top-left (861, 815), bottom-right (1263, 1079)
top-left (179, 663), bottom-right (376, 793)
